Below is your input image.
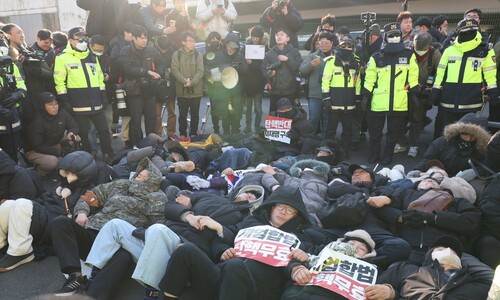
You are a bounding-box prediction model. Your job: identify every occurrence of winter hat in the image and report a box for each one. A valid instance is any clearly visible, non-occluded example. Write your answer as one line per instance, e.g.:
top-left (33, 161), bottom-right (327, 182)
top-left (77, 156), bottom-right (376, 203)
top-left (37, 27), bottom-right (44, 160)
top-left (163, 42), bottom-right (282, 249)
top-left (39, 92), bottom-right (57, 105)
top-left (236, 185), bottom-right (265, 213)
top-left (348, 164), bottom-right (374, 180)
top-left (341, 229), bottom-right (377, 258)
top-left (272, 156), bottom-right (297, 172)
top-left (459, 113), bottom-right (488, 130)
top-left (276, 97), bottom-right (293, 111)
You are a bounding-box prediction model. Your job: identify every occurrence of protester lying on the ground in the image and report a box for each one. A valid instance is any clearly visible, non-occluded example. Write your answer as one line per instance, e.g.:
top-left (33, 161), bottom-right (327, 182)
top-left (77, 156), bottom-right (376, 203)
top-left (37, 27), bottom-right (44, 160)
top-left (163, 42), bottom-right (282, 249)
top-left (49, 157), bottom-right (167, 296)
top-left (308, 164), bottom-right (410, 269)
top-left (365, 235), bottom-right (493, 300)
top-left (83, 183), bottom-right (264, 299)
top-left (413, 113), bottom-right (491, 177)
top-left (261, 159), bottom-right (329, 224)
top-left (0, 151), bottom-right (98, 272)
top-left (0, 148), bottom-right (39, 201)
top-left (372, 178), bottom-right (481, 265)
top-left (158, 187), bottom-right (316, 300)
top-left (281, 229), bottom-right (377, 300)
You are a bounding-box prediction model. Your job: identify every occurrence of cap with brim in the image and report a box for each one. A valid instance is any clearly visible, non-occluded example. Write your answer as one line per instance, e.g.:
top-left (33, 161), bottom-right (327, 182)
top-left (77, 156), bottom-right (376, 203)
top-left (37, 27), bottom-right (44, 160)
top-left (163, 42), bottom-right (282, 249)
top-left (339, 35), bottom-right (356, 48)
top-left (348, 164), bottom-right (374, 179)
top-left (39, 92), bottom-right (57, 104)
top-left (316, 146), bottom-right (334, 155)
top-left (277, 98), bottom-right (293, 110)
top-left (384, 22), bottom-right (402, 36)
top-left (432, 235), bottom-right (463, 257)
top-left (68, 27), bottom-right (88, 39)
top-left (456, 18), bottom-right (479, 33)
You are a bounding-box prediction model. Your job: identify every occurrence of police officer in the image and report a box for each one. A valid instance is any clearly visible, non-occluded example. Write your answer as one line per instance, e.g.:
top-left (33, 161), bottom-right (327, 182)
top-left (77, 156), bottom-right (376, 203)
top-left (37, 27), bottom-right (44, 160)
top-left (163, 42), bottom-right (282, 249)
top-left (54, 27), bottom-right (114, 161)
top-left (431, 18), bottom-right (497, 134)
top-left (321, 35), bottom-right (361, 157)
top-left (0, 39), bottom-right (27, 162)
top-left (363, 22), bottom-right (419, 165)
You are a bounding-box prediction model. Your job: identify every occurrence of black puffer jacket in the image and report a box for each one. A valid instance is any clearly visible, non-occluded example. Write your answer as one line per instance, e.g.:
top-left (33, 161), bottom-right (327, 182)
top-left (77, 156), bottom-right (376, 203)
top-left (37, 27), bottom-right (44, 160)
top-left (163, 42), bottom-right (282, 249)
top-left (0, 149), bottom-right (38, 200)
top-left (262, 44), bottom-right (302, 96)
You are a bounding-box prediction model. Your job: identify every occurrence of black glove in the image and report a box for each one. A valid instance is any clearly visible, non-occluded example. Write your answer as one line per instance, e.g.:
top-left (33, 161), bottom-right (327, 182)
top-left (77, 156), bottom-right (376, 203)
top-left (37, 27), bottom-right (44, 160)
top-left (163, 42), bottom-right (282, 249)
top-left (402, 210), bottom-right (436, 227)
top-left (409, 86), bottom-right (419, 96)
top-left (0, 107), bottom-right (12, 121)
top-left (132, 228), bottom-right (146, 241)
top-left (485, 88), bottom-right (499, 106)
top-left (361, 95), bottom-right (371, 112)
top-left (430, 88), bottom-right (441, 106)
top-left (322, 92), bottom-right (331, 102)
top-left (3, 91), bottom-right (23, 108)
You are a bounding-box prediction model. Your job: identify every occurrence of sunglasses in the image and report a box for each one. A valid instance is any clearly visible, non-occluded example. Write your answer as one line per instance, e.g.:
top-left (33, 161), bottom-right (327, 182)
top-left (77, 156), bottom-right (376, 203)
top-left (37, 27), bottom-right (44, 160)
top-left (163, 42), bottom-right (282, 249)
top-left (387, 33), bottom-right (401, 38)
top-left (74, 37), bottom-right (89, 43)
top-left (339, 43), bottom-right (354, 49)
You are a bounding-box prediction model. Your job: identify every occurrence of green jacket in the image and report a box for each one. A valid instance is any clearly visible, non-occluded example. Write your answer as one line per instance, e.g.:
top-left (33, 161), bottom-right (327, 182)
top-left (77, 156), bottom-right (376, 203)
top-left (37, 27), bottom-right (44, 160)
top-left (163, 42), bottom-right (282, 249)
top-left (171, 47), bottom-right (204, 98)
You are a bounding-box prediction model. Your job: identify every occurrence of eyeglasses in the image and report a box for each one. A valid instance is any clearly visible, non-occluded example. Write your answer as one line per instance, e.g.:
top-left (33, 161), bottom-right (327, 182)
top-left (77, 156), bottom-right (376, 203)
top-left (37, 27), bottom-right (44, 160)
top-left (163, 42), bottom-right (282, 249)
top-left (274, 204), bottom-right (298, 216)
top-left (386, 33), bottom-right (401, 38)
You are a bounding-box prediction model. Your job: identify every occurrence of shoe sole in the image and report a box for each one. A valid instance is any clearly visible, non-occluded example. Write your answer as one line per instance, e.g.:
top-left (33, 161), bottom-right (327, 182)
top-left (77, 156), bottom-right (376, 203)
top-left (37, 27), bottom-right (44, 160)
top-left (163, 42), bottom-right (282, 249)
top-left (393, 149), bottom-right (407, 154)
top-left (54, 291), bottom-right (78, 297)
top-left (0, 253), bottom-right (34, 272)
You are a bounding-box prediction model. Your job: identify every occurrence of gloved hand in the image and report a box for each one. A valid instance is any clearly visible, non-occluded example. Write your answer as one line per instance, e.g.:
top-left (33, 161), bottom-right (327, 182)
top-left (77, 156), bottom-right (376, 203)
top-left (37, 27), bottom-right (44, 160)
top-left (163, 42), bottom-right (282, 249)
top-left (409, 86), bottom-right (419, 96)
top-left (3, 91), bottom-right (23, 108)
top-left (322, 93), bottom-right (331, 102)
top-left (402, 210), bottom-right (436, 227)
top-left (430, 88), bottom-right (441, 106)
top-left (361, 95), bottom-right (371, 112)
top-left (132, 228), bottom-right (146, 241)
top-left (485, 88), bottom-right (499, 106)
top-left (0, 107), bottom-right (12, 121)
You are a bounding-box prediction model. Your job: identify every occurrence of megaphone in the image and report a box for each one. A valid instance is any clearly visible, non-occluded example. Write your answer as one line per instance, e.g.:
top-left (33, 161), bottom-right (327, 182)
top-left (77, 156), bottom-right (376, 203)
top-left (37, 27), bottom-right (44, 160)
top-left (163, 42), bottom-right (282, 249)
top-left (221, 66), bottom-right (238, 89)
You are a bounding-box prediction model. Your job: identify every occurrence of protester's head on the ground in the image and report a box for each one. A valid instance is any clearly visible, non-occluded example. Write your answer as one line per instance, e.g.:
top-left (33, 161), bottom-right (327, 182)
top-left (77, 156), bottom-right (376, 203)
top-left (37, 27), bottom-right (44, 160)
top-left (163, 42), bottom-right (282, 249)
top-left (180, 30), bottom-right (196, 51)
top-left (384, 22), bottom-right (402, 43)
top-left (432, 15), bottom-right (448, 32)
top-left (349, 164), bottom-right (374, 185)
top-left (2, 23), bottom-right (25, 48)
top-left (68, 27), bottom-right (89, 52)
top-left (131, 25), bottom-right (148, 49)
top-left (36, 28), bottom-right (52, 51)
top-left (275, 27), bottom-right (290, 46)
top-left (429, 235), bottom-right (463, 270)
top-left (89, 34), bottom-right (106, 56)
top-left (341, 229), bottom-right (377, 258)
top-left (234, 185), bottom-right (265, 213)
top-left (39, 92), bottom-right (59, 116)
top-left (52, 31), bottom-right (68, 49)
top-left (414, 17), bottom-right (432, 32)
top-left (276, 97), bottom-right (293, 112)
top-left (58, 151), bottom-right (98, 188)
top-left (414, 32), bottom-right (432, 54)
top-left (320, 14), bottom-right (336, 32)
top-left (456, 18), bottom-right (480, 43)
top-left (396, 11), bottom-right (412, 35)
top-left (175, 193), bottom-right (192, 208)
top-left (135, 169), bottom-right (150, 182)
top-left (151, 0), bottom-right (167, 15)
top-left (464, 8), bottom-right (482, 23)
top-left (416, 177), bottom-right (440, 190)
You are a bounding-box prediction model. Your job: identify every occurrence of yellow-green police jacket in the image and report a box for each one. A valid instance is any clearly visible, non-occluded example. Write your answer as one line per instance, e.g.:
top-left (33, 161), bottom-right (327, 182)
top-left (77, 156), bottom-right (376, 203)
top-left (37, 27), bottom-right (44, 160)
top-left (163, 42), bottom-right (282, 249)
top-left (0, 62), bottom-right (26, 134)
top-left (433, 31), bottom-right (497, 112)
top-left (54, 44), bottom-right (105, 115)
top-left (321, 55), bottom-right (361, 111)
top-left (364, 47), bottom-right (418, 113)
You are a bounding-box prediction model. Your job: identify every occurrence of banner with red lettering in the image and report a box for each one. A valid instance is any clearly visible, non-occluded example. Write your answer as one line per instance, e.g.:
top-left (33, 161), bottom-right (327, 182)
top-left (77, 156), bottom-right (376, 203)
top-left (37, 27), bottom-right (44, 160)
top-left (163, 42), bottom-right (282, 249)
top-left (233, 225), bottom-right (300, 267)
top-left (264, 115), bottom-right (292, 144)
top-left (305, 249), bottom-right (378, 300)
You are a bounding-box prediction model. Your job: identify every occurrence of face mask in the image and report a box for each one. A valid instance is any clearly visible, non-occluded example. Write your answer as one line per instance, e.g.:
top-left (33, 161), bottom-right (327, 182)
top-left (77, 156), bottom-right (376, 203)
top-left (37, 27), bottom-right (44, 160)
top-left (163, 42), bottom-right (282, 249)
top-left (76, 41), bottom-right (88, 51)
top-left (387, 36), bottom-right (401, 44)
top-left (92, 51), bottom-right (103, 56)
top-left (457, 137), bottom-right (475, 151)
top-left (431, 247), bottom-right (462, 269)
top-left (415, 49), bottom-right (428, 56)
top-left (458, 31), bottom-right (476, 43)
top-left (336, 49), bottom-right (353, 61)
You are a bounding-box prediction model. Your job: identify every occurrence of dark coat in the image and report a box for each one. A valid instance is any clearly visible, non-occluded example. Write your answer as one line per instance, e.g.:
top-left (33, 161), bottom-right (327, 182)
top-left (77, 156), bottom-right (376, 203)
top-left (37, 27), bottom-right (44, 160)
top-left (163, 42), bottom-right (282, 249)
top-left (259, 2), bottom-right (303, 48)
top-left (0, 149), bottom-right (37, 200)
top-left (139, 4), bottom-right (167, 37)
top-left (272, 107), bottom-right (315, 156)
top-left (477, 177), bottom-right (500, 240)
top-left (164, 9), bottom-right (192, 50)
top-left (76, 0), bottom-right (131, 43)
top-left (378, 257), bottom-right (491, 300)
top-left (373, 187), bottom-right (481, 251)
top-left (262, 44), bottom-right (302, 96)
top-left (241, 38), bottom-right (268, 96)
top-left (27, 108), bottom-right (79, 155)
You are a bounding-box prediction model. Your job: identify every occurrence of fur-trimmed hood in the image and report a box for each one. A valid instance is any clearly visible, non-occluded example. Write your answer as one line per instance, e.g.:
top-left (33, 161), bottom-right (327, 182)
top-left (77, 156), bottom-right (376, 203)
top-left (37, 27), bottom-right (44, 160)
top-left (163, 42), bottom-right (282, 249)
top-left (443, 121), bottom-right (491, 154)
top-left (289, 159), bottom-right (330, 182)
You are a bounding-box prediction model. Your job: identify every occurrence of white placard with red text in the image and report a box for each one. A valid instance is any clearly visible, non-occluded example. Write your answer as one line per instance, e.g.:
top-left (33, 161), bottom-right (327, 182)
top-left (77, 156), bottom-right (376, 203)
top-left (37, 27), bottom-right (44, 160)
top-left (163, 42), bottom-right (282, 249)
top-left (264, 115), bottom-right (292, 144)
top-left (233, 225), bottom-right (300, 267)
top-left (305, 249), bottom-right (378, 300)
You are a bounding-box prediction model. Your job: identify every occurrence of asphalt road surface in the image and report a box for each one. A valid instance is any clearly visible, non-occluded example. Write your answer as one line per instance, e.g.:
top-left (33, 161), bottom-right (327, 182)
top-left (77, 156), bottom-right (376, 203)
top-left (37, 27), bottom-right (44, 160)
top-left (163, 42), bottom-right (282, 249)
top-left (0, 96), bottom-right (438, 300)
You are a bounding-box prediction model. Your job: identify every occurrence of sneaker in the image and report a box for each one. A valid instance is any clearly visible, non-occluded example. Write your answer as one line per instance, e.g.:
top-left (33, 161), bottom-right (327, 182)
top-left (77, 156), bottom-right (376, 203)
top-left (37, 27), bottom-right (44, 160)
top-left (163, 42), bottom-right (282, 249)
top-left (54, 273), bottom-right (86, 296)
top-left (407, 146), bottom-right (418, 158)
top-left (393, 144), bottom-right (407, 154)
top-left (0, 252), bottom-right (34, 272)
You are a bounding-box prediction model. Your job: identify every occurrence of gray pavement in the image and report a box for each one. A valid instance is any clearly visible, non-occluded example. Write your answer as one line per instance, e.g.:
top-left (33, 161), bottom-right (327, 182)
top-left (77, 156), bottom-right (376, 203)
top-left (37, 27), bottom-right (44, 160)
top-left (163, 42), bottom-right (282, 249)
top-left (0, 96), bottom-right (437, 300)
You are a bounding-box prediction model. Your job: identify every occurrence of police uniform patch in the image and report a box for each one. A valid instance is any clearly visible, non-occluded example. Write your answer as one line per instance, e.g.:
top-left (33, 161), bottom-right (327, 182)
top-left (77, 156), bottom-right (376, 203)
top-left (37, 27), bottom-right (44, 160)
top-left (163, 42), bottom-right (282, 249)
top-left (399, 57), bottom-right (408, 64)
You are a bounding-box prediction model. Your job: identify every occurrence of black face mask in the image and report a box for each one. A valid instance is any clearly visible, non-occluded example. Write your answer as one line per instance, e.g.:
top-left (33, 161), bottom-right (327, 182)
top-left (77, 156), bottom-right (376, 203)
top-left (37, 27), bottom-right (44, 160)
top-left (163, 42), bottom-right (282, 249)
top-left (278, 109), bottom-right (295, 119)
top-left (458, 31), bottom-right (477, 43)
top-left (457, 137), bottom-right (475, 152)
top-left (336, 48), bottom-right (353, 61)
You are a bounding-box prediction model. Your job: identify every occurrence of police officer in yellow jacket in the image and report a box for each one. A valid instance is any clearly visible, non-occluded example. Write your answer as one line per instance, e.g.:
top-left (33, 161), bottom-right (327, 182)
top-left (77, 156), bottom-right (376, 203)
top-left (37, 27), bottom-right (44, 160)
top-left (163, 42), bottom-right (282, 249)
top-left (322, 35), bottom-right (361, 157)
top-left (0, 38), bottom-right (27, 161)
top-left (363, 22), bottom-right (419, 165)
top-left (431, 18), bottom-right (497, 134)
top-left (54, 27), bottom-right (113, 160)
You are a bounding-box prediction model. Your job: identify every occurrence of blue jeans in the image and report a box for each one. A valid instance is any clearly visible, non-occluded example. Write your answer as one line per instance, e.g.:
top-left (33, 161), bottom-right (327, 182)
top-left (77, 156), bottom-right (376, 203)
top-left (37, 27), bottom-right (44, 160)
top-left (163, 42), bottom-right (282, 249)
top-left (308, 97), bottom-right (328, 137)
top-left (85, 219), bottom-right (181, 290)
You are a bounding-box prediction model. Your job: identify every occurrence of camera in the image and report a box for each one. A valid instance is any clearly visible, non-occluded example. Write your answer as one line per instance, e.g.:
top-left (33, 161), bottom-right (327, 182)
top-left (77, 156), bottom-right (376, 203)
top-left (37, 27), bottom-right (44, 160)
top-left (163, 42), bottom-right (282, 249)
top-left (361, 12), bottom-right (376, 23)
top-left (19, 46), bottom-right (44, 62)
top-left (151, 78), bottom-right (171, 98)
top-left (0, 55), bottom-right (12, 76)
top-left (115, 83), bottom-right (127, 109)
top-left (266, 61), bottom-right (282, 72)
top-left (278, 0), bottom-right (286, 8)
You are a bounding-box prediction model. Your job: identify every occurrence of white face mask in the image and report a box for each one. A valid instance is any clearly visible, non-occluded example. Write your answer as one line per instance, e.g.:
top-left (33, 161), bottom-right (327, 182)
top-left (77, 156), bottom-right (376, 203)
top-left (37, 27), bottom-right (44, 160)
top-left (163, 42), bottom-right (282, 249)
top-left (431, 247), bottom-right (462, 269)
top-left (92, 51), bottom-right (103, 56)
top-left (75, 41), bottom-right (88, 51)
top-left (415, 49), bottom-right (428, 56)
top-left (387, 36), bottom-right (401, 44)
